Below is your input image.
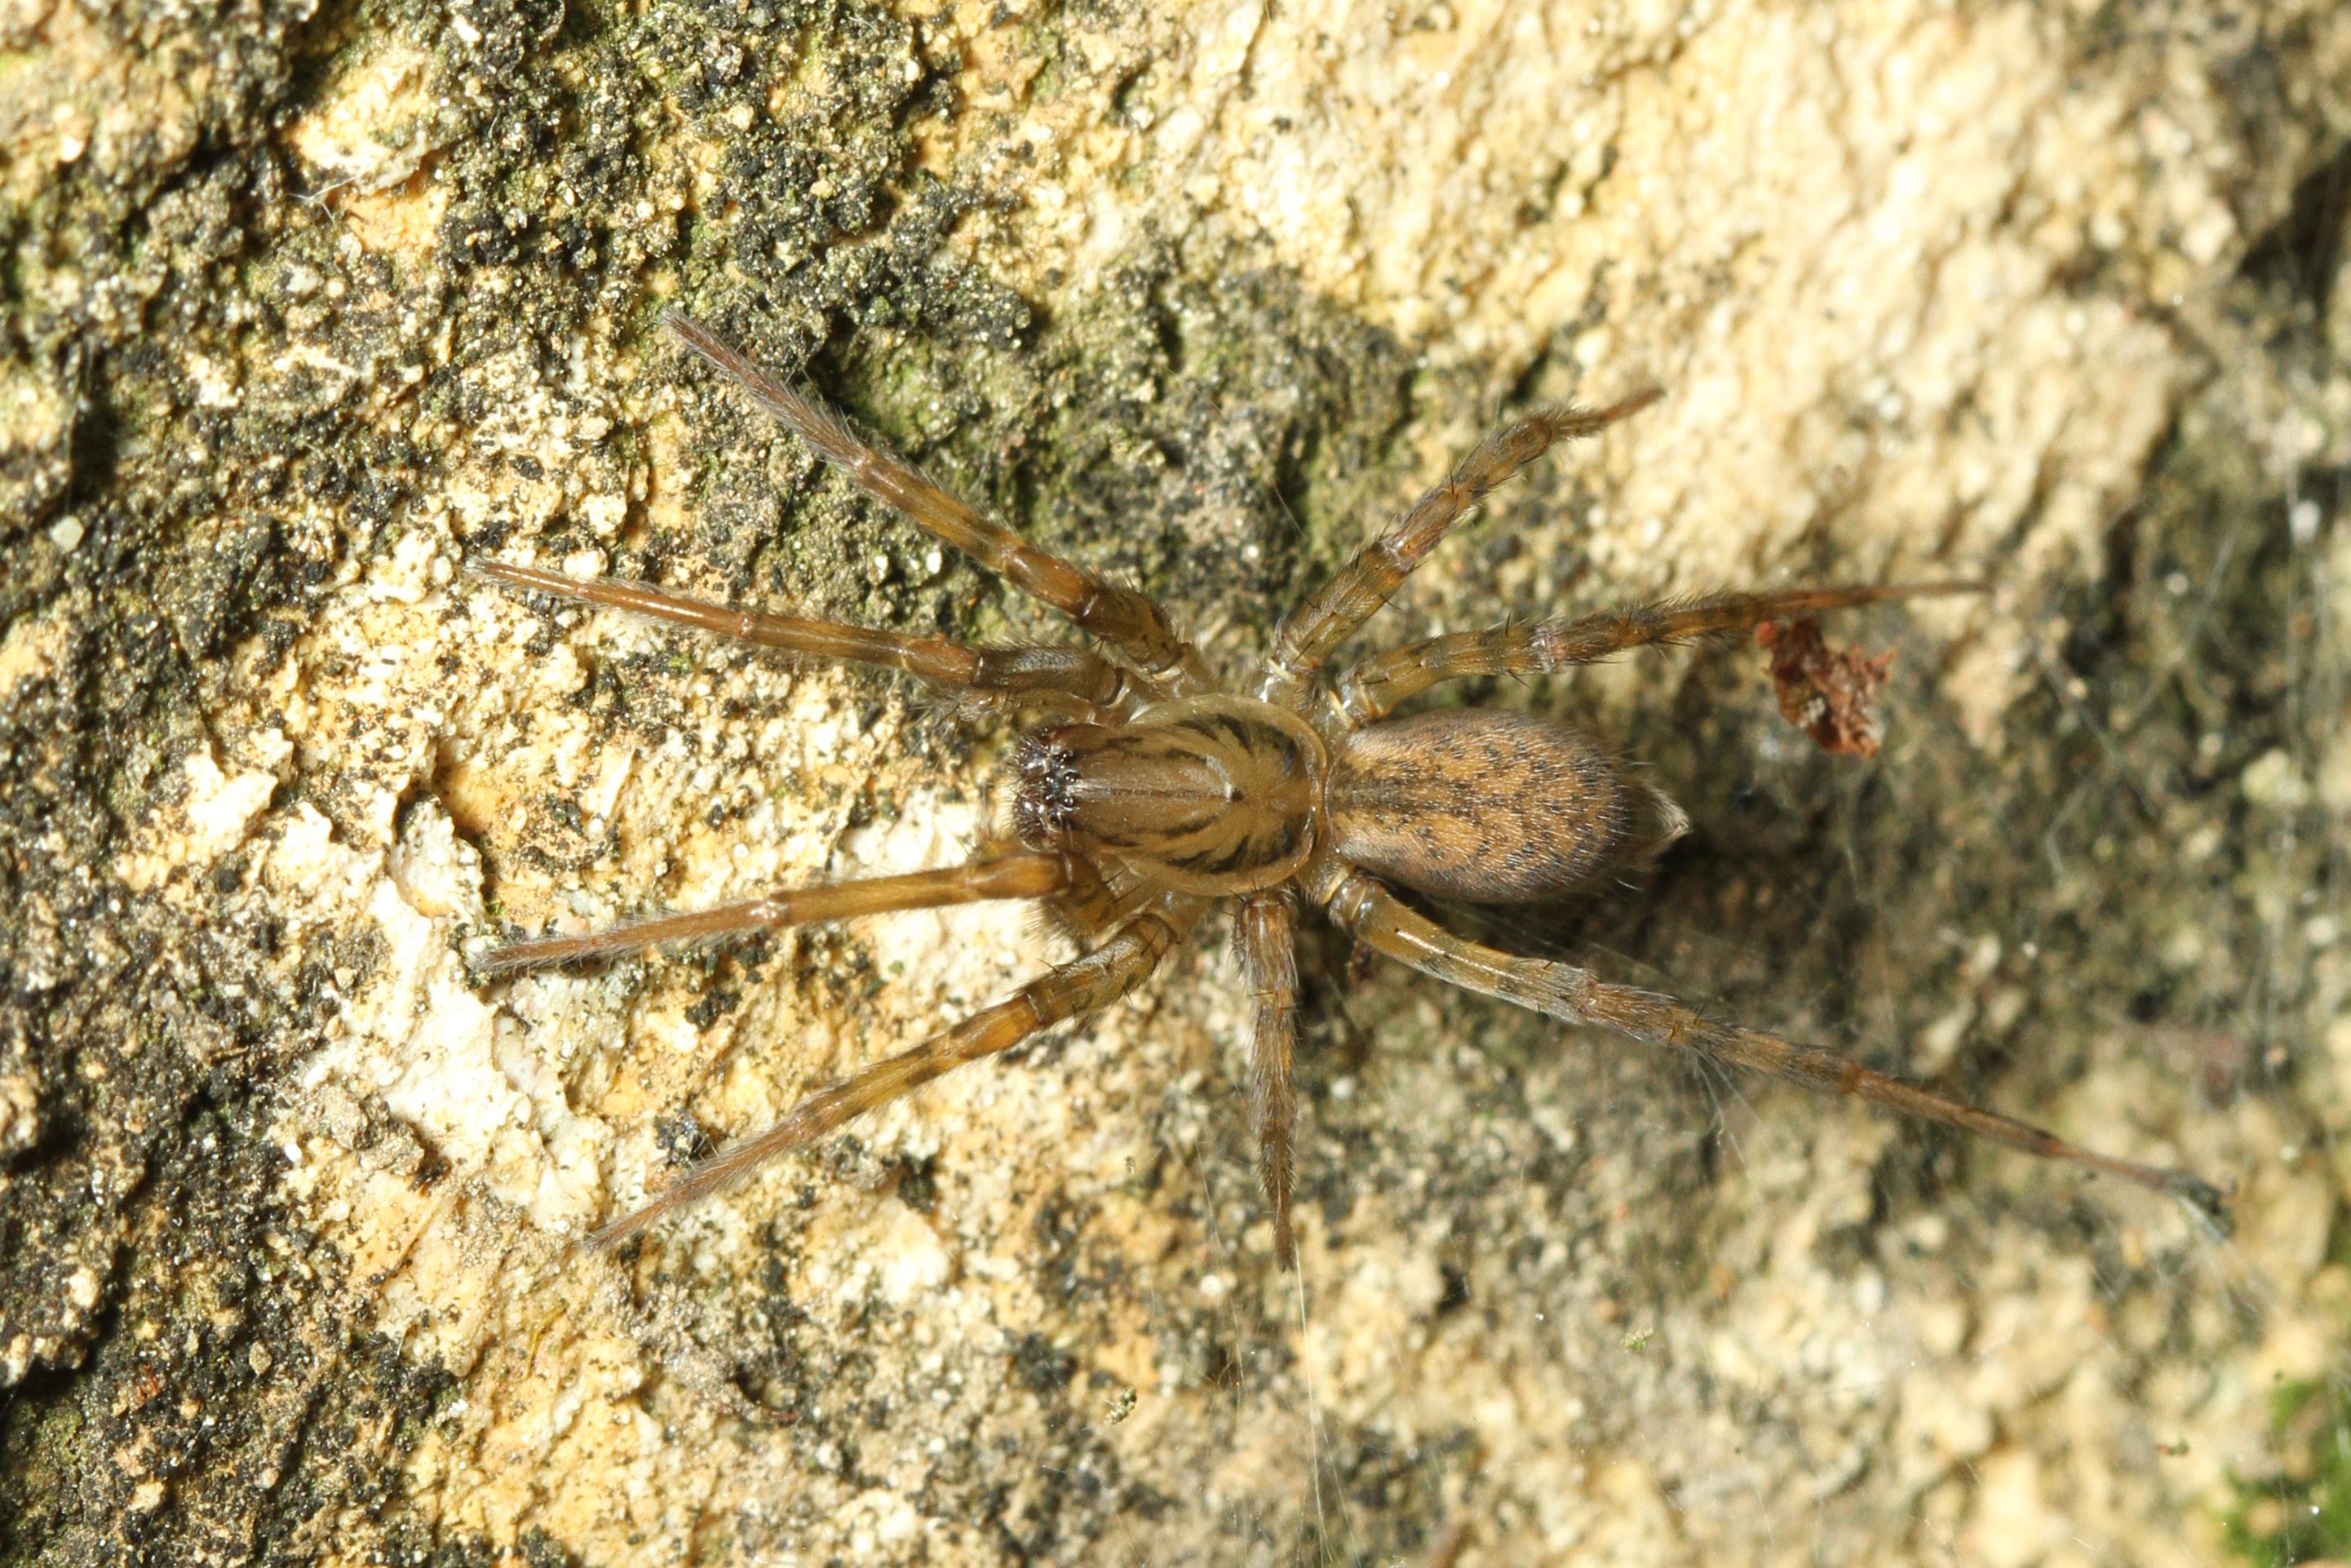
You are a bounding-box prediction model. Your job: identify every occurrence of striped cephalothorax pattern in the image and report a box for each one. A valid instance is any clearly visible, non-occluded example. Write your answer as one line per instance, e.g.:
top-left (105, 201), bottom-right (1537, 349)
top-left (1013, 695), bottom-right (1326, 896)
top-left (467, 313), bottom-right (2225, 1260)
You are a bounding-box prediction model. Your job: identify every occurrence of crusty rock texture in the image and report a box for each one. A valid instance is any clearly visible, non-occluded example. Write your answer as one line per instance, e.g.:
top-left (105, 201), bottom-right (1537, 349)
top-left (3, 1), bottom-right (2348, 1564)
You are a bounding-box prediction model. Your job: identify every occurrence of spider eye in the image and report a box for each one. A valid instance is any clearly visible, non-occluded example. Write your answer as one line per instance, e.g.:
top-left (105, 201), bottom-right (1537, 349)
top-left (1012, 732), bottom-right (1082, 847)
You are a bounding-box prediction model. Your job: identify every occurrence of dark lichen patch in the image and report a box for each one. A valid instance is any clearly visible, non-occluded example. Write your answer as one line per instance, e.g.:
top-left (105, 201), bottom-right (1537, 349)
top-left (1009, 1328), bottom-right (1076, 1394)
top-left (998, 247), bottom-right (1428, 653)
top-left (0, 0), bottom-right (463, 1482)
top-left (1, 98), bottom-right (396, 1411)
top-left (418, 0), bottom-right (1036, 620)
top-left (0, 1083), bottom-right (462, 1566)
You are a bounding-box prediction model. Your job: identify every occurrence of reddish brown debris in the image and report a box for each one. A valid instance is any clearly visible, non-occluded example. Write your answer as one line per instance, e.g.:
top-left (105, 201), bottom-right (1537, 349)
top-left (1756, 617), bottom-right (1895, 757)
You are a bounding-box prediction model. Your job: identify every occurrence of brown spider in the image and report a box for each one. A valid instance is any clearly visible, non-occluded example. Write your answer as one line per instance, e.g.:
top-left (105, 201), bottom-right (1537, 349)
top-left (468, 312), bottom-right (2225, 1260)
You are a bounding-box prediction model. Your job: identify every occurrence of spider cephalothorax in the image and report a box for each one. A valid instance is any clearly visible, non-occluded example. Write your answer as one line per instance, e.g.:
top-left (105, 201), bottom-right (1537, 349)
top-left (1012, 697), bottom-right (1325, 894)
top-left (469, 312), bottom-right (2225, 1260)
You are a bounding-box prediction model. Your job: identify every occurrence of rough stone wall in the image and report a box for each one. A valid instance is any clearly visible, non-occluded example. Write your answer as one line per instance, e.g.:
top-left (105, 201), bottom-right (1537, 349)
top-left (2, 0), bottom-right (2347, 1564)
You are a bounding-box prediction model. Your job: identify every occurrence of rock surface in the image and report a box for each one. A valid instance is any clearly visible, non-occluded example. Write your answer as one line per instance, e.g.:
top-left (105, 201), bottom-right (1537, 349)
top-left (3, 1), bottom-right (2349, 1564)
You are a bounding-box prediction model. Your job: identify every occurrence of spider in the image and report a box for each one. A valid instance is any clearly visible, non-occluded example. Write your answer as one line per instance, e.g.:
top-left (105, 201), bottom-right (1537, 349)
top-left (467, 312), bottom-right (2225, 1260)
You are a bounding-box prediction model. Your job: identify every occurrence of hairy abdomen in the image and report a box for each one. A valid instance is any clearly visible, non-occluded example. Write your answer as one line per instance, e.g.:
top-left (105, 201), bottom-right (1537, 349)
top-left (1328, 710), bottom-right (1685, 903)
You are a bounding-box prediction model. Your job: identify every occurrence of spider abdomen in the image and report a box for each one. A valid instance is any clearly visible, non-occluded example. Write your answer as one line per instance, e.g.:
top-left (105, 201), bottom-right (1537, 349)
top-left (1327, 709), bottom-right (1686, 904)
top-left (1013, 695), bottom-right (1327, 895)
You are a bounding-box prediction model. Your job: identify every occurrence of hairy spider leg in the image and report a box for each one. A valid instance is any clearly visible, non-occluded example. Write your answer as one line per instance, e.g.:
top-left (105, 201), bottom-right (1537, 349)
top-left (1260, 388), bottom-right (1662, 706)
top-left (1322, 870), bottom-right (2227, 1219)
top-left (666, 313), bottom-right (1213, 693)
top-left (1238, 890), bottom-right (1302, 1265)
top-left (467, 559), bottom-right (1127, 720)
top-left (1332, 581), bottom-right (1984, 723)
top-left (476, 848), bottom-right (1090, 974)
top-left (587, 893), bottom-right (1203, 1249)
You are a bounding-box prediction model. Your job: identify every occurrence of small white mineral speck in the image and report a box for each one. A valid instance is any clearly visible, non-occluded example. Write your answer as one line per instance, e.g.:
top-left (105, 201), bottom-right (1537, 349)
top-left (65, 1267), bottom-right (100, 1311)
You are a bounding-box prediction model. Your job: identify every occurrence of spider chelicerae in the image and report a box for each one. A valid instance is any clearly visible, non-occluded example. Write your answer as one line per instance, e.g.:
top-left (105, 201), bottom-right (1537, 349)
top-left (469, 312), bottom-right (2225, 1260)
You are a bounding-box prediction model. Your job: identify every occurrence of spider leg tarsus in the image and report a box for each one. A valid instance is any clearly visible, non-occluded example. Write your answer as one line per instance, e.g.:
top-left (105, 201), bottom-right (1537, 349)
top-left (2159, 1167), bottom-right (2233, 1226)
